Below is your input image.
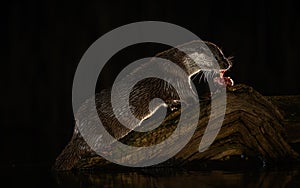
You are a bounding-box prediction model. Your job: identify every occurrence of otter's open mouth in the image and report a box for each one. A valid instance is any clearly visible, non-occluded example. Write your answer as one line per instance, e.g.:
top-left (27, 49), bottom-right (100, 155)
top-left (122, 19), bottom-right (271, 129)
top-left (214, 69), bottom-right (234, 86)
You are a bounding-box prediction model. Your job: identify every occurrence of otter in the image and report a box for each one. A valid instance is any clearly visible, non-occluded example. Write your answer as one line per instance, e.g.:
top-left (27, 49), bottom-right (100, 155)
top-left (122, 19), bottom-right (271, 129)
top-left (75, 40), bottom-right (233, 142)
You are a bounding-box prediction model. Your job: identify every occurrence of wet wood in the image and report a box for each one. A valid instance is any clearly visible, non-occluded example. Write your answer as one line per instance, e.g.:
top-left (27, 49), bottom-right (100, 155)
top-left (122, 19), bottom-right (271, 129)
top-left (53, 84), bottom-right (300, 171)
top-left (266, 95), bottom-right (300, 144)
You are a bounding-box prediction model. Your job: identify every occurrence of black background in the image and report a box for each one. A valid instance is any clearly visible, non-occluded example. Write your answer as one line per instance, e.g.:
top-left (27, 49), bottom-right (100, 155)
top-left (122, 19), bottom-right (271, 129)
top-left (3, 0), bottom-right (300, 169)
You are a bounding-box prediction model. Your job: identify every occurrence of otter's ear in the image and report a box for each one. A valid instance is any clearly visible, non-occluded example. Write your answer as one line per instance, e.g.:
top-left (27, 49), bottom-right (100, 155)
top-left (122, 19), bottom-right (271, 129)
top-left (227, 56), bottom-right (234, 61)
top-left (227, 56), bottom-right (234, 66)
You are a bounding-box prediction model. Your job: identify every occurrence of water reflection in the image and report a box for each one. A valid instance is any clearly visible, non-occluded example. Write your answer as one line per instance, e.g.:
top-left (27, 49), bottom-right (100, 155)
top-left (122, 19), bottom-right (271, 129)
top-left (54, 168), bottom-right (300, 188)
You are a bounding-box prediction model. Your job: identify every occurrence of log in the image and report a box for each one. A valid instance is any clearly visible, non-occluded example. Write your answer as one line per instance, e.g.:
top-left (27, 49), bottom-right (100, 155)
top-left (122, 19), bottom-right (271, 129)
top-left (53, 84), bottom-right (299, 171)
top-left (266, 95), bottom-right (300, 144)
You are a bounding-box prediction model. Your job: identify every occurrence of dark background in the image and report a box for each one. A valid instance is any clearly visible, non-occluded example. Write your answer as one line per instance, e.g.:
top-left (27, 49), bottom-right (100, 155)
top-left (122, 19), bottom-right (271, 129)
top-left (3, 0), bottom-right (300, 169)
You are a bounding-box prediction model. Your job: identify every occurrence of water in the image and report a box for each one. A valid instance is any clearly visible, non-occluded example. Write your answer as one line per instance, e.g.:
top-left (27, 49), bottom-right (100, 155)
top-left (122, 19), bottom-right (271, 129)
top-left (4, 165), bottom-right (300, 188)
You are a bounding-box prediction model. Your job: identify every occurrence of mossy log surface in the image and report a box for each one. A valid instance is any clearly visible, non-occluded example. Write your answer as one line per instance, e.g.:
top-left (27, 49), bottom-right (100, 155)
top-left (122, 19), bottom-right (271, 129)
top-left (53, 84), bottom-right (300, 171)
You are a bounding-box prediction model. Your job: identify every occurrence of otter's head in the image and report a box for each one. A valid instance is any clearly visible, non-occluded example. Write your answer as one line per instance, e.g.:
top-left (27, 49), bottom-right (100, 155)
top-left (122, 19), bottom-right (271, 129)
top-left (155, 40), bottom-right (234, 87)
top-left (204, 41), bottom-right (232, 71)
top-left (180, 40), bottom-right (233, 86)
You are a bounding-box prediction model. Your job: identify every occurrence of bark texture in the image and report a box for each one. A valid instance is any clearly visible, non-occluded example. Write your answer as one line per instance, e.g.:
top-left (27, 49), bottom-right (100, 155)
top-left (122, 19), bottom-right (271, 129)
top-left (53, 84), bottom-right (299, 171)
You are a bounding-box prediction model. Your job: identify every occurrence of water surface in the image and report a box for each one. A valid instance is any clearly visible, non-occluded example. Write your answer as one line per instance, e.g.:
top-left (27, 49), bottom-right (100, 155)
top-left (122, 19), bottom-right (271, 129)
top-left (4, 164), bottom-right (300, 188)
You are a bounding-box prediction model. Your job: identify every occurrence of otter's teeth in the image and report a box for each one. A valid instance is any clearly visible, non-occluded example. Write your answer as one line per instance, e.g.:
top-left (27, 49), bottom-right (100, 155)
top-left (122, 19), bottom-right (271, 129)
top-left (229, 78), bottom-right (234, 86)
